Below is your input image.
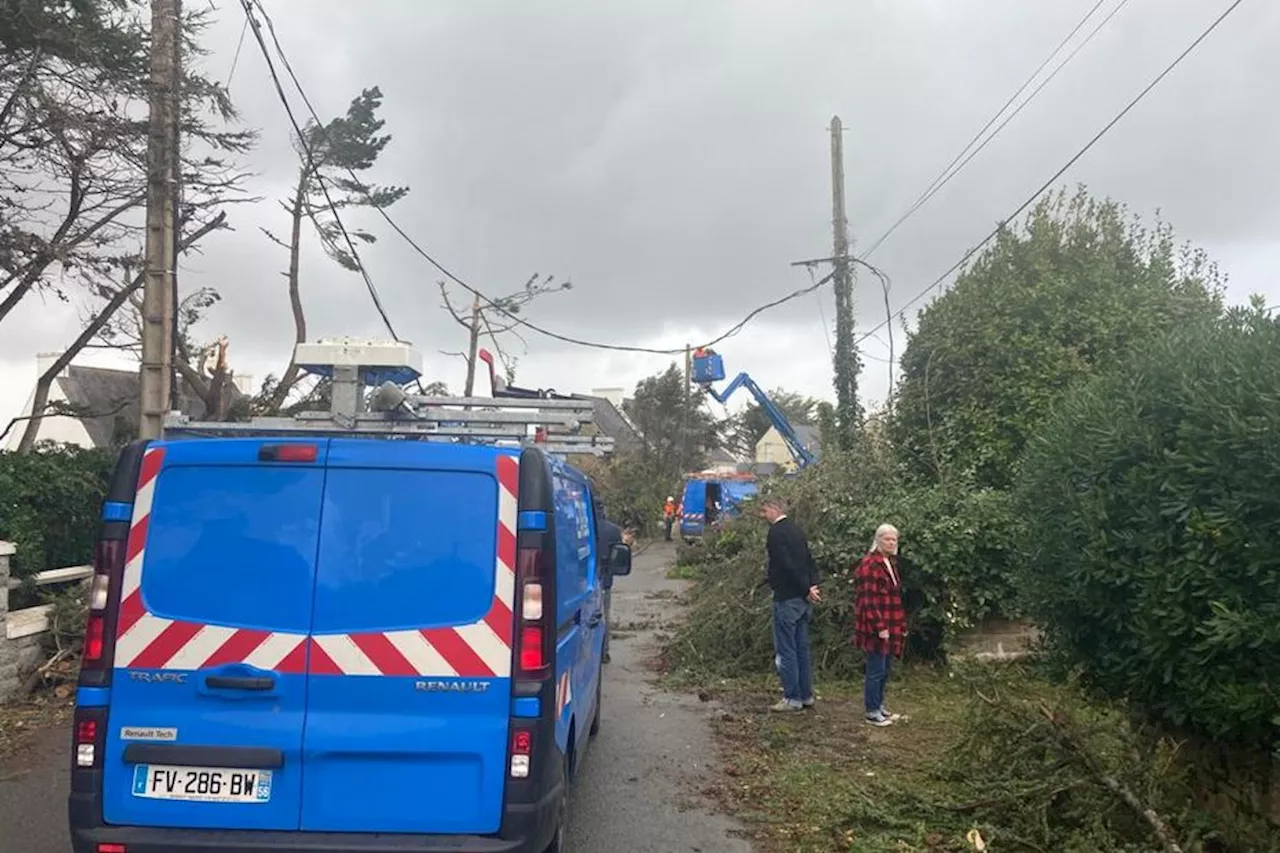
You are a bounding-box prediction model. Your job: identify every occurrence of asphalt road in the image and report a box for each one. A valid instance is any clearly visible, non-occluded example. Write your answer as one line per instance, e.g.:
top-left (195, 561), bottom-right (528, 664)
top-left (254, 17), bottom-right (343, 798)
top-left (0, 542), bottom-right (750, 853)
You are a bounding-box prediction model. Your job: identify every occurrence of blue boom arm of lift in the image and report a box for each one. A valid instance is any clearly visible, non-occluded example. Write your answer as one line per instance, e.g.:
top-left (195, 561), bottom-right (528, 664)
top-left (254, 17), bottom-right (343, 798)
top-left (697, 369), bottom-right (816, 469)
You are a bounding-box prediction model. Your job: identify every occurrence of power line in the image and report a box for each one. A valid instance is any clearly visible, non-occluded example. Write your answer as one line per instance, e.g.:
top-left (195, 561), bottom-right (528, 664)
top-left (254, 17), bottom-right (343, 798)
top-left (244, 0), bottom-right (874, 357)
top-left (238, 0), bottom-right (401, 341)
top-left (897, 0), bottom-right (1133, 238)
top-left (861, 0), bottom-right (1122, 260)
top-left (224, 15), bottom-right (248, 91)
top-left (856, 0), bottom-right (1248, 350)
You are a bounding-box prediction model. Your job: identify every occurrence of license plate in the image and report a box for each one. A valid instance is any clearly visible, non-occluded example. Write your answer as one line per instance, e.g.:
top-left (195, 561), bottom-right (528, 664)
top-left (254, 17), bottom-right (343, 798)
top-left (131, 764), bottom-right (273, 803)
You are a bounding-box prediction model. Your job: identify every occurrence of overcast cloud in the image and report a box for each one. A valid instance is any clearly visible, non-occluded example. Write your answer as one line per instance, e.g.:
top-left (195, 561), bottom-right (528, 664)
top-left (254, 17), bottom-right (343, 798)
top-left (3, 0), bottom-right (1278, 431)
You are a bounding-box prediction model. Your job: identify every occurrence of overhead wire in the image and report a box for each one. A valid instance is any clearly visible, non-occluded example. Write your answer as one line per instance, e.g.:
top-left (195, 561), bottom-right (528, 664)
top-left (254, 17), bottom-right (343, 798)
top-left (224, 15), bottom-right (248, 92)
top-left (860, 0), bottom-right (1124, 260)
top-left (854, 0), bottom-right (1249, 350)
top-left (244, 0), bottom-right (885, 357)
top-left (237, 0), bottom-right (402, 341)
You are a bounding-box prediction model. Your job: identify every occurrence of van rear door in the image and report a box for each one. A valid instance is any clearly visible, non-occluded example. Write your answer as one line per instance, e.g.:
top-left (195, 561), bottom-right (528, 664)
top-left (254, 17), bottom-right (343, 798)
top-left (298, 440), bottom-right (516, 834)
top-left (102, 439), bottom-right (327, 831)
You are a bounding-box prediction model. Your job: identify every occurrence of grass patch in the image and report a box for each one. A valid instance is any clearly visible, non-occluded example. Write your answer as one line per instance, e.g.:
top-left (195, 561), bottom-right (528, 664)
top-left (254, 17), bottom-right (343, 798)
top-left (666, 562), bottom-right (701, 581)
top-left (689, 664), bottom-right (1273, 853)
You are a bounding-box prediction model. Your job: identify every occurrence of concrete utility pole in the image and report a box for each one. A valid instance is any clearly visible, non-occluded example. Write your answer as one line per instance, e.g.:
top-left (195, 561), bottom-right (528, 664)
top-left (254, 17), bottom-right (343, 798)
top-left (829, 115), bottom-right (858, 442)
top-left (681, 343), bottom-right (692, 473)
top-left (139, 0), bottom-right (182, 439)
top-left (463, 293), bottom-right (482, 396)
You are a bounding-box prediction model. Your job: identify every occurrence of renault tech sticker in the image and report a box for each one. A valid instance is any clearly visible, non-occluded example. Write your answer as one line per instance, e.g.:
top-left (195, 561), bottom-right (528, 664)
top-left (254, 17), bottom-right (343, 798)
top-left (119, 726), bottom-right (178, 742)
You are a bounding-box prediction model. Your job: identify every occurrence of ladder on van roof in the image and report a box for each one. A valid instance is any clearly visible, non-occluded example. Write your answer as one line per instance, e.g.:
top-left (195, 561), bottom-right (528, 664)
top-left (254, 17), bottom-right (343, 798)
top-left (162, 338), bottom-right (616, 457)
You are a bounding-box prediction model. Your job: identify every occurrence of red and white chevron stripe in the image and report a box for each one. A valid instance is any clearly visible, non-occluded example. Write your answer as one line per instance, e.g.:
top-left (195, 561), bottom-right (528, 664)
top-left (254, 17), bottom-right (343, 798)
top-left (114, 447), bottom-right (519, 679)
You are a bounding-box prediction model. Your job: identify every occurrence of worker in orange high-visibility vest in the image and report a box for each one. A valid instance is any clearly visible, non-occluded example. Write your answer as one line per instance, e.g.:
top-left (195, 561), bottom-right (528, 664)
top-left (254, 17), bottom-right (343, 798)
top-left (663, 496), bottom-right (677, 541)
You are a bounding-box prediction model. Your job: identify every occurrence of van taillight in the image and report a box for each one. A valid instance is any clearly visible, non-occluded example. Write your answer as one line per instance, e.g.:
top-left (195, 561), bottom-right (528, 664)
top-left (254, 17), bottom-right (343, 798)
top-left (509, 727), bottom-right (533, 778)
top-left (83, 615), bottom-right (105, 663)
top-left (79, 538), bottom-right (125, 679)
top-left (519, 625), bottom-right (545, 671)
top-left (74, 708), bottom-right (105, 769)
top-left (515, 547), bottom-right (552, 679)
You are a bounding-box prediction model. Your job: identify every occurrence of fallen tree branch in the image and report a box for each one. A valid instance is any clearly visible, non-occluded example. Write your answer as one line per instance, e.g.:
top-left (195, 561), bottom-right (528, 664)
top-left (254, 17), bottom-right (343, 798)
top-left (1033, 701), bottom-right (1186, 853)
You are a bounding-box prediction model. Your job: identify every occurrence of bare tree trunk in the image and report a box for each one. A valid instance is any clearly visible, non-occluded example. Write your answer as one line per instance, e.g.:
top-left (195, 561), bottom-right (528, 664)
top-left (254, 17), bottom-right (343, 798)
top-left (268, 179), bottom-right (309, 411)
top-left (15, 213), bottom-right (227, 452)
top-left (463, 294), bottom-right (481, 397)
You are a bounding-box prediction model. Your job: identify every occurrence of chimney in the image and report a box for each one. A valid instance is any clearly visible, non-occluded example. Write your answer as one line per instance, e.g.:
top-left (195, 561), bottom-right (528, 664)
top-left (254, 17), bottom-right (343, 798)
top-left (36, 352), bottom-right (68, 379)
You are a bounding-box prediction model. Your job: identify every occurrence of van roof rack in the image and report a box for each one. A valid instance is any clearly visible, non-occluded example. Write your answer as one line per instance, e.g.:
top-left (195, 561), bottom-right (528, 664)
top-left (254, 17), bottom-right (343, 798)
top-left (162, 338), bottom-right (615, 456)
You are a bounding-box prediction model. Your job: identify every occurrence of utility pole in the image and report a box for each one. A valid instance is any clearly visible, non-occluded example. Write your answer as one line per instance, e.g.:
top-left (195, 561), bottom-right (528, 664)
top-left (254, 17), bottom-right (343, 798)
top-left (463, 293), bottom-right (482, 396)
top-left (680, 343), bottom-right (692, 473)
top-left (139, 0), bottom-right (181, 439)
top-left (829, 115), bottom-right (860, 446)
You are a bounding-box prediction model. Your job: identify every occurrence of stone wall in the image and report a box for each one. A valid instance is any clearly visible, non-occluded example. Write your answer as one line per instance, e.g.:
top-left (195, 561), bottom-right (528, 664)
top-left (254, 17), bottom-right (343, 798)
top-left (953, 618), bottom-right (1040, 662)
top-left (0, 540), bottom-right (48, 702)
top-left (0, 540), bottom-right (17, 700)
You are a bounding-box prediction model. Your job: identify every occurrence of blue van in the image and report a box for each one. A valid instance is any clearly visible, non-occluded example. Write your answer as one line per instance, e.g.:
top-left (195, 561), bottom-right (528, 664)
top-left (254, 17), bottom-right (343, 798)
top-left (68, 436), bottom-right (630, 853)
top-left (678, 475), bottom-right (758, 541)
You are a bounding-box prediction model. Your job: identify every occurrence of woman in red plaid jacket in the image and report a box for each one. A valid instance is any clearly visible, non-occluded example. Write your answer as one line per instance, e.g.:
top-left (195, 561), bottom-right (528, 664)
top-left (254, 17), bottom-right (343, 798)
top-left (854, 523), bottom-right (905, 727)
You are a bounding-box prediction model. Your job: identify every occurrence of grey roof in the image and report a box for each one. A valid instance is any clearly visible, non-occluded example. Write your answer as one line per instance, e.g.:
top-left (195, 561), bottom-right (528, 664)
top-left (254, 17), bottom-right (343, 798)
top-left (760, 422), bottom-right (821, 451)
top-left (54, 365), bottom-right (232, 448)
top-left (793, 424), bottom-right (821, 449)
top-left (578, 395), bottom-right (642, 453)
top-left (705, 447), bottom-right (739, 464)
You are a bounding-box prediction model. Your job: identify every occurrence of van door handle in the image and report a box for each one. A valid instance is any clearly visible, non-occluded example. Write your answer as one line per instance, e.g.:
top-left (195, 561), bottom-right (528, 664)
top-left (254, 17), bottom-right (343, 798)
top-left (205, 674), bottom-right (275, 691)
top-left (587, 610), bottom-right (603, 628)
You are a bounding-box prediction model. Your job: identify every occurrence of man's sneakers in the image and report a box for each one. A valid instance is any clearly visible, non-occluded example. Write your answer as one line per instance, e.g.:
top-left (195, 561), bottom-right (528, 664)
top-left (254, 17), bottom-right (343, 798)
top-left (770, 699), bottom-right (804, 712)
top-left (865, 707), bottom-right (905, 726)
top-left (802, 696), bottom-right (816, 708)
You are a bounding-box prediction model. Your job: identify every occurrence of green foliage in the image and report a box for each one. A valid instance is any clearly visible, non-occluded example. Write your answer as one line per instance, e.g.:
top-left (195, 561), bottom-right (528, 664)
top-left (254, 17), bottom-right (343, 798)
top-left (292, 85), bottom-right (409, 271)
top-left (0, 444), bottom-right (112, 579)
top-left (892, 186), bottom-right (1224, 489)
top-left (667, 452), bottom-right (1026, 678)
top-left (723, 388), bottom-right (819, 459)
top-left (1017, 306), bottom-right (1280, 747)
top-left (583, 452), bottom-right (681, 537)
top-left (832, 272), bottom-right (863, 450)
top-left (581, 364), bottom-right (720, 536)
top-left (623, 363), bottom-right (721, 477)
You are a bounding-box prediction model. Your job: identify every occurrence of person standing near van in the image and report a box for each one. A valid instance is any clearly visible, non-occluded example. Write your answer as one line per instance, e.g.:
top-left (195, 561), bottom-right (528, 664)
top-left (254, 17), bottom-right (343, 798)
top-left (760, 497), bottom-right (820, 712)
top-left (855, 523), bottom-right (906, 727)
top-left (663, 496), bottom-right (677, 541)
top-left (597, 507), bottom-right (624, 664)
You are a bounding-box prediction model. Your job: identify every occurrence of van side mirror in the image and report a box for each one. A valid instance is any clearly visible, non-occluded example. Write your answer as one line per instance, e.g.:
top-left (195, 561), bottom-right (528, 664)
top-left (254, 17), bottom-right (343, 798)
top-left (609, 543), bottom-right (632, 576)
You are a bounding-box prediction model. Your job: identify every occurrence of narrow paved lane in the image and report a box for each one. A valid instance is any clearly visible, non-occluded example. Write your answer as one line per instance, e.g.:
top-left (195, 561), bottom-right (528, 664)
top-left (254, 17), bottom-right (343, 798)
top-left (0, 542), bottom-right (749, 852)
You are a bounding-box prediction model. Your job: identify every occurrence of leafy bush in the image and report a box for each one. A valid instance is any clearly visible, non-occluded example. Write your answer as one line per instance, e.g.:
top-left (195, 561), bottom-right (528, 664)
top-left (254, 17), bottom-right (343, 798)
top-left (891, 187), bottom-right (1224, 490)
top-left (1017, 306), bottom-right (1280, 747)
top-left (580, 451), bottom-right (683, 538)
top-left (667, 451), bottom-right (1026, 677)
top-left (0, 444), bottom-right (113, 580)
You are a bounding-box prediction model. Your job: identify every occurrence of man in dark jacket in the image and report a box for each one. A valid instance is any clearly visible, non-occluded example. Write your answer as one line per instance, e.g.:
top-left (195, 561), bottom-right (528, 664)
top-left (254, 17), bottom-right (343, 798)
top-left (597, 503), bottom-right (624, 664)
top-left (760, 497), bottom-right (820, 712)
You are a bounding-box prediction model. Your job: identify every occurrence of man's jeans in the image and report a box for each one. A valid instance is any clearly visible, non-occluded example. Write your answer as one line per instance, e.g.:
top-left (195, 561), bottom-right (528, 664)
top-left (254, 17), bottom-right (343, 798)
top-left (864, 650), bottom-right (892, 715)
top-left (772, 597), bottom-right (813, 703)
top-left (602, 588), bottom-right (612, 660)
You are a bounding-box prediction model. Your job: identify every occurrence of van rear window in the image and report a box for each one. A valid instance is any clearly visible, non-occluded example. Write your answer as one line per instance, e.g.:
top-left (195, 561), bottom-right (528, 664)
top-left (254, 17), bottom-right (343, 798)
top-left (141, 466), bottom-right (325, 633)
top-left (311, 468), bottom-right (498, 633)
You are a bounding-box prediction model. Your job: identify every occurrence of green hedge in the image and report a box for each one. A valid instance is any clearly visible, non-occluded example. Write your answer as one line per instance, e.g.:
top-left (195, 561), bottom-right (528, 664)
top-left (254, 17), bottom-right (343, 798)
top-left (667, 452), bottom-right (1025, 677)
top-left (0, 444), bottom-right (114, 580)
top-left (1017, 307), bottom-right (1280, 746)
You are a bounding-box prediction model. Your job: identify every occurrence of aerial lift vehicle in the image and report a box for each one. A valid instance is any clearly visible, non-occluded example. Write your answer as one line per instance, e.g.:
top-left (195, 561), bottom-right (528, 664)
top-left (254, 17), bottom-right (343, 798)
top-left (676, 348), bottom-right (817, 540)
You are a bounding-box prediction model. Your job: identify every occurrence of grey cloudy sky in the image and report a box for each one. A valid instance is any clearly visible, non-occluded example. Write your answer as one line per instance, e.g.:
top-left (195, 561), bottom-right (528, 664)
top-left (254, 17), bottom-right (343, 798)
top-left (3, 0), bottom-right (1278, 429)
